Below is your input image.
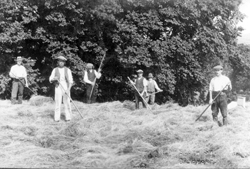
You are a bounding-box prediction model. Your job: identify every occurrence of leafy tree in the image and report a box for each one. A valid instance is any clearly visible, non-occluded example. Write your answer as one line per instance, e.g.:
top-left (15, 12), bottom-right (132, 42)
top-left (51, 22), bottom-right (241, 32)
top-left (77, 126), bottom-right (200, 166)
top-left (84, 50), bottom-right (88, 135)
top-left (0, 0), bottom-right (245, 105)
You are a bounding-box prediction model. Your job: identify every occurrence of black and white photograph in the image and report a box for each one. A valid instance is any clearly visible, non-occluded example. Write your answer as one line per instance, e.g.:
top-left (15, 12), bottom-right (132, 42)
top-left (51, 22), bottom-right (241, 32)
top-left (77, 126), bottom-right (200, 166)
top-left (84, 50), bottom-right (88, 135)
top-left (0, 0), bottom-right (250, 168)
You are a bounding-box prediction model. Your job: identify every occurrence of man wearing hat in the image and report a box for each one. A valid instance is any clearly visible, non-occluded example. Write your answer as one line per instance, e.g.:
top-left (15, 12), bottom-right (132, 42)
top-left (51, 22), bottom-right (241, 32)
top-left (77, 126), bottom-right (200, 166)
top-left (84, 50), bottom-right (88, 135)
top-left (84, 63), bottom-right (101, 103)
top-left (9, 56), bottom-right (29, 104)
top-left (209, 65), bottom-right (232, 126)
top-left (146, 73), bottom-right (163, 105)
top-left (49, 56), bottom-right (73, 122)
top-left (134, 69), bottom-right (148, 109)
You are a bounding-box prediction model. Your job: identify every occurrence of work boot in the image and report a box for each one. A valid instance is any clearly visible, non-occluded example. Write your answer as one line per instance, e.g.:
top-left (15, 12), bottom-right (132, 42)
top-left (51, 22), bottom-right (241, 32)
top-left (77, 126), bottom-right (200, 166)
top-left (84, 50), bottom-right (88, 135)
top-left (212, 116), bottom-right (218, 122)
top-left (223, 117), bottom-right (228, 126)
top-left (17, 96), bottom-right (23, 104)
top-left (11, 98), bottom-right (17, 105)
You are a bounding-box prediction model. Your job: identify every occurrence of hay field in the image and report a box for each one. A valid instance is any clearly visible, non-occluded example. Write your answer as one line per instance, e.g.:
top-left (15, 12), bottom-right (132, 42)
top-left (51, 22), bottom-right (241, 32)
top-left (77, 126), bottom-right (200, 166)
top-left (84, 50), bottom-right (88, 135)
top-left (1, 96), bottom-right (250, 168)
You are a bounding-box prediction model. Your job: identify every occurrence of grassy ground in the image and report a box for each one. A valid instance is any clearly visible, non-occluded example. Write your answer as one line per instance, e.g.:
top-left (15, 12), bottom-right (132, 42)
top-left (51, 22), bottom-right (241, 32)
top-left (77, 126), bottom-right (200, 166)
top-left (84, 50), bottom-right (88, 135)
top-left (0, 96), bottom-right (250, 168)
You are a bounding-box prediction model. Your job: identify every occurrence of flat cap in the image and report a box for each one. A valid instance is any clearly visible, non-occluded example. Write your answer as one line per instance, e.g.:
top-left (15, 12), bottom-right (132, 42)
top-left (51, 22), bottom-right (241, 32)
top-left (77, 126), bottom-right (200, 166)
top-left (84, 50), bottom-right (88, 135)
top-left (16, 56), bottom-right (23, 61)
top-left (57, 56), bottom-right (67, 61)
top-left (136, 69), bottom-right (143, 73)
top-left (86, 63), bottom-right (94, 69)
top-left (213, 65), bottom-right (223, 70)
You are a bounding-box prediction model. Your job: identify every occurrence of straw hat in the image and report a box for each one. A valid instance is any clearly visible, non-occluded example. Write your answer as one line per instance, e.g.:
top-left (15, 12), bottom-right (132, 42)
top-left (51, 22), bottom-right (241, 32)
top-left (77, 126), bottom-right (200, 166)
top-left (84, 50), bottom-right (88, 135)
top-left (86, 63), bottom-right (94, 69)
top-left (136, 69), bottom-right (143, 73)
top-left (16, 56), bottom-right (23, 62)
top-left (213, 65), bottom-right (223, 70)
top-left (57, 56), bottom-right (67, 61)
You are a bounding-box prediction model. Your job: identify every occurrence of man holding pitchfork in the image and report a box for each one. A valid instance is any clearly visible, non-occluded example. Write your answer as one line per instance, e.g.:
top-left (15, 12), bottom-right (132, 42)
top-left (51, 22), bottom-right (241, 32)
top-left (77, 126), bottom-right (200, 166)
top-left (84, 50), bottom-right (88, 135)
top-left (209, 65), bottom-right (232, 126)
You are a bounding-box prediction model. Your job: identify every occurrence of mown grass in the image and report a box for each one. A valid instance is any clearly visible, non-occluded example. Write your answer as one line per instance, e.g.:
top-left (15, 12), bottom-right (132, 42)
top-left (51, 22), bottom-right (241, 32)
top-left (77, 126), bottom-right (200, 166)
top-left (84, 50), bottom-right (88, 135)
top-left (0, 96), bottom-right (249, 168)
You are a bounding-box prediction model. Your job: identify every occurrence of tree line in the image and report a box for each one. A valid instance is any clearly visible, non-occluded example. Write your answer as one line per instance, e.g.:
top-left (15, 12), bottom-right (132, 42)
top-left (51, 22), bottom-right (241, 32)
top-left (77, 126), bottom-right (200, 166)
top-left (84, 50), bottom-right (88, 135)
top-left (0, 0), bottom-right (249, 105)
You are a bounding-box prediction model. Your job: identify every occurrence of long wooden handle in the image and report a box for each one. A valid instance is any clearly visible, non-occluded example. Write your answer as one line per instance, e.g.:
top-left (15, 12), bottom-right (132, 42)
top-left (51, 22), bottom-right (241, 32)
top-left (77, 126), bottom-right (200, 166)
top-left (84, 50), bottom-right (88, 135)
top-left (57, 80), bottom-right (84, 119)
top-left (128, 77), bottom-right (150, 109)
top-left (195, 83), bottom-right (230, 122)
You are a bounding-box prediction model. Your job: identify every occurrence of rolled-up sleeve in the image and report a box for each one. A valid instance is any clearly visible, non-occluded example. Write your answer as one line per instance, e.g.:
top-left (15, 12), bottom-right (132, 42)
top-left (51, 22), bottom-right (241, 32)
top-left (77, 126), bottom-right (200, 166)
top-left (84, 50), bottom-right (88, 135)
top-left (209, 79), bottom-right (213, 91)
top-left (9, 66), bottom-right (15, 78)
top-left (143, 78), bottom-right (148, 87)
top-left (22, 67), bottom-right (27, 77)
top-left (68, 69), bottom-right (73, 84)
top-left (49, 69), bottom-right (55, 83)
top-left (153, 80), bottom-right (161, 91)
top-left (227, 77), bottom-right (232, 90)
top-left (84, 71), bottom-right (92, 84)
top-left (94, 70), bottom-right (101, 79)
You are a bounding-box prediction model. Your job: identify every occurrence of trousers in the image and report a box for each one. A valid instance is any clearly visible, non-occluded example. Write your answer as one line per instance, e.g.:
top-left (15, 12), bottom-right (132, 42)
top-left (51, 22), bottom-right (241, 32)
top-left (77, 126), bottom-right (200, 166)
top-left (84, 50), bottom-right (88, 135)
top-left (11, 79), bottom-right (25, 103)
top-left (54, 81), bottom-right (71, 121)
top-left (211, 92), bottom-right (228, 125)
top-left (135, 92), bottom-right (147, 109)
top-left (85, 84), bottom-right (98, 104)
top-left (145, 92), bottom-right (155, 105)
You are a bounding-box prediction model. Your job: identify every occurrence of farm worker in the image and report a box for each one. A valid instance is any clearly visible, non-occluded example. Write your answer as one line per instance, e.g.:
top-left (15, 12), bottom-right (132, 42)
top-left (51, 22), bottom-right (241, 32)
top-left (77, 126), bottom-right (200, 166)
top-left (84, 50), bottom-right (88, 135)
top-left (9, 56), bottom-right (29, 104)
top-left (84, 63), bottom-right (101, 104)
top-left (49, 56), bottom-right (73, 122)
top-left (134, 69), bottom-right (148, 109)
top-left (209, 65), bottom-right (232, 126)
top-left (146, 73), bottom-right (163, 105)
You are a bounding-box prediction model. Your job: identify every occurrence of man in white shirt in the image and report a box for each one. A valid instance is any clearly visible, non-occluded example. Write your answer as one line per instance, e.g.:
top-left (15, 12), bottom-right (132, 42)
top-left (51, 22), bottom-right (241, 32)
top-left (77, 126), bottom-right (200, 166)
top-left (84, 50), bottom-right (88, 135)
top-left (209, 65), bottom-right (232, 126)
top-left (84, 63), bottom-right (101, 103)
top-left (49, 56), bottom-right (73, 122)
top-left (9, 56), bottom-right (28, 104)
top-left (134, 69), bottom-right (148, 109)
top-left (146, 73), bottom-right (163, 105)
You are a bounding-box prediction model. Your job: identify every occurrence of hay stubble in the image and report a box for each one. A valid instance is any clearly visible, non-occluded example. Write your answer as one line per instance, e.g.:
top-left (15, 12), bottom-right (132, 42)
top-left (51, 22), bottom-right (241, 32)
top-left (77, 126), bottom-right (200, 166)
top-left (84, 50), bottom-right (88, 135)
top-left (0, 99), bottom-right (249, 168)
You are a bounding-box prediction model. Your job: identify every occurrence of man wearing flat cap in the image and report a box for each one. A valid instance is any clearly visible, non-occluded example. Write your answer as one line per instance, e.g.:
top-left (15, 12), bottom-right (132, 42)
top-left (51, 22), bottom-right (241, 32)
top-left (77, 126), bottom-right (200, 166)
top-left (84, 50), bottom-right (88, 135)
top-left (49, 56), bottom-right (73, 122)
top-left (209, 64), bottom-right (232, 126)
top-left (134, 69), bottom-right (148, 109)
top-left (146, 73), bottom-right (163, 105)
top-left (84, 63), bottom-right (102, 103)
top-left (9, 56), bottom-right (29, 104)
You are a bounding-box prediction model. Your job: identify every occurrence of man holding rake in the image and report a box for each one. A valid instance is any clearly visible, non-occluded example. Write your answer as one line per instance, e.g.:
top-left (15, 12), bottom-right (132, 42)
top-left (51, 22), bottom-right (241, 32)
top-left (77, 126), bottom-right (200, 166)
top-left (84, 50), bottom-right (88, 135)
top-left (9, 56), bottom-right (29, 104)
top-left (146, 73), bottom-right (163, 105)
top-left (84, 63), bottom-right (102, 104)
top-left (49, 56), bottom-right (73, 122)
top-left (209, 65), bottom-right (232, 126)
top-left (134, 69), bottom-right (148, 109)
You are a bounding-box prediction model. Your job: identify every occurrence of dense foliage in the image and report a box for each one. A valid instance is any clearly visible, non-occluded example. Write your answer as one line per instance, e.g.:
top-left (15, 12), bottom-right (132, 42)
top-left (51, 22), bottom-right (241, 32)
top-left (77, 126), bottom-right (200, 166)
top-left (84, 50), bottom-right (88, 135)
top-left (0, 0), bottom-right (245, 104)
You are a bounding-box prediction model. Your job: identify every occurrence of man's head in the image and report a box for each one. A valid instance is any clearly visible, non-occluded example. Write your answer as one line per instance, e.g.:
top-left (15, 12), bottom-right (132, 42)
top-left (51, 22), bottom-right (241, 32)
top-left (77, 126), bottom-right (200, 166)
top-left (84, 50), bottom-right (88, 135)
top-left (213, 65), bottom-right (223, 76)
top-left (57, 56), bottom-right (67, 67)
top-left (16, 56), bottom-right (23, 65)
top-left (148, 73), bottom-right (153, 79)
top-left (136, 69), bottom-right (143, 78)
top-left (86, 63), bottom-right (94, 70)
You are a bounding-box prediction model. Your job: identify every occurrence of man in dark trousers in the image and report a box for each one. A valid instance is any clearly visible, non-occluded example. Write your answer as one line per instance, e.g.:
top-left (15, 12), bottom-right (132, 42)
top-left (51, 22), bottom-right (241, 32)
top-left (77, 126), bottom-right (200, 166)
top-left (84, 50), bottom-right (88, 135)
top-left (84, 63), bottom-right (102, 103)
top-left (9, 56), bottom-right (29, 104)
top-left (134, 69), bottom-right (148, 109)
top-left (209, 65), bottom-right (232, 126)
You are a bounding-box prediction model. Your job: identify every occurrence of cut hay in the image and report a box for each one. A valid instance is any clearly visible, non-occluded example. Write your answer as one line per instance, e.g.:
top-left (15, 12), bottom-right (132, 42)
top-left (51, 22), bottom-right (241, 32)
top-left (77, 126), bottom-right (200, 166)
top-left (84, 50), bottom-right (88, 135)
top-left (0, 99), bottom-right (250, 168)
top-left (29, 96), bottom-right (53, 106)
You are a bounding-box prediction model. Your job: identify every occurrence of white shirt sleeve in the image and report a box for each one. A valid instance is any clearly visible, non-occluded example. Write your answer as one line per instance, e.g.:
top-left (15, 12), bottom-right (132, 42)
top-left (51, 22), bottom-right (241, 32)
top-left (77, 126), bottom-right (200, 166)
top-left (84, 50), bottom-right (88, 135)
top-left (49, 69), bottom-right (55, 83)
top-left (94, 70), bottom-right (101, 79)
top-left (9, 66), bottom-right (15, 78)
top-left (67, 69), bottom-right (73, 84)
top-left (226, 77), bottom-right (232, 90)
top-left (143, 78), bottom-right (148, 87)
top-left (209, 78), bottom-right (214, 91)
top-left (84, 71), bottom-right (92, 84)
top-left (9, 65), bottom-right (27, 78)
top-left (23, 66), bottom-right (27, 77)
top-left (153, 80), bottom-right (161, 91)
